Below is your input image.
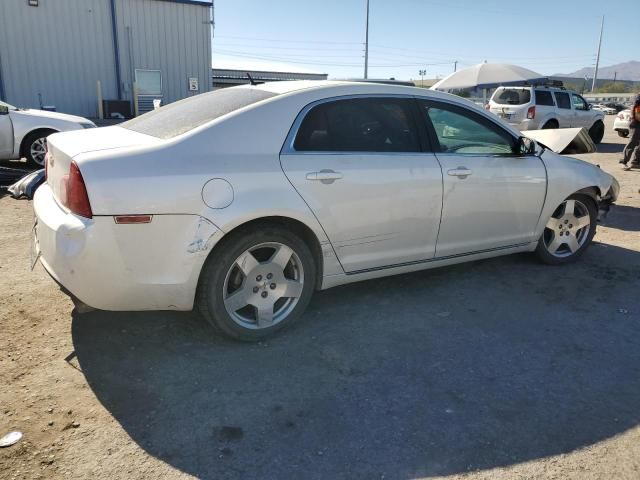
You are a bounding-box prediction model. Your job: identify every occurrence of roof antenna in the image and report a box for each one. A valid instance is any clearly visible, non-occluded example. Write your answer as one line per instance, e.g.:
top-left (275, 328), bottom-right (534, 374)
top-left (246, 72), bottom-right (257, 86)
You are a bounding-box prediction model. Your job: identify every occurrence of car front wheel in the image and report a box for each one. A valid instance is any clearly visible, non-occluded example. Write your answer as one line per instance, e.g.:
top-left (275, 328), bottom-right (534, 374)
top-left (588, 120), bottom-right (605, 144)
top-left (617, 130), bottom-right (629, 138)
top-left (535, 195), bottom-right (597, 265)
top-left (23, 130), bottom-right (55, 168)
top-left (198, 227), bottom-right (316, 341)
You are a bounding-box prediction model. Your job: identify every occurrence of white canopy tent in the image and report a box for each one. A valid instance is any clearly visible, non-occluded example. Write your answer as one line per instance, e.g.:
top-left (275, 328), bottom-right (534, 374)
top-left (431, 63), bottom-right (548, 104)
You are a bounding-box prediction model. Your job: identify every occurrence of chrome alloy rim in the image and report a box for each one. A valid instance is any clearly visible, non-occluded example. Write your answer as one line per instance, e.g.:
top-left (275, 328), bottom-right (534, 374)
top-left (30, 137), bottom-right (47, 166)
top-left (223, 242), bottom-right (304, 329)
top-left (543, 199), bottom-right (591, 258)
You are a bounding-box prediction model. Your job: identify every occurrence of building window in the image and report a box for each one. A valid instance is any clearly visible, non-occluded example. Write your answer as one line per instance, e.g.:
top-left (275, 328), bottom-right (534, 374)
top-left (135, 69), bottom-right (162, 96)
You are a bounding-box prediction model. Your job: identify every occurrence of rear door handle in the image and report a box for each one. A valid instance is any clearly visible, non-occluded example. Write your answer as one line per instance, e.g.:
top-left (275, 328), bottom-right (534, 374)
top-left (447, 167), bottom-right (473, 179)
top-left (306, 169), bottom-right (343, 184)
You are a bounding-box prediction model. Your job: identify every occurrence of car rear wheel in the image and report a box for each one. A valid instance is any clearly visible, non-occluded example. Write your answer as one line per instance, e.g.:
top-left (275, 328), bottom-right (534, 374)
top-left (542, 120), bottom-right (558, 129)
top-left (198, 227), bottom-right (316, 341)
top-left (588, 120), bottom-right (605, 144)
top-left (22, 130), bottom-right (55, 168)
top-left (535, 194), bottom-right (597, 265)
top-left (617, 130), bottom-right (629, 138)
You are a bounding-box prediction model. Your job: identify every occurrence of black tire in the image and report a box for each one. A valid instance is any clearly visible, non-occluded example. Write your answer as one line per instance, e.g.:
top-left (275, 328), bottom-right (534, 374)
top-left (588, 120), bottom-right (605, 144)
top-left (617, 130), bottom-right (629, 138)
top-left (197, 227), bottom-right (317, 341)
top-left (22, 130), bottom-right (55, 168)
top-left (535, 194), bottom-right (597, 265)
top-left (542, 120), bottom-right (559, 129)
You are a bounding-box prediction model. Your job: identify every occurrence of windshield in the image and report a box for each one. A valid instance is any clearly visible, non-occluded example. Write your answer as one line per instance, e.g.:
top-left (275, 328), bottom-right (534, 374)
top-left (121, 87), bottom-right (278, 139)
top-left (492, 88), bottom-right (531, 105)
top-left (0, 100), bottom-right (17, 110)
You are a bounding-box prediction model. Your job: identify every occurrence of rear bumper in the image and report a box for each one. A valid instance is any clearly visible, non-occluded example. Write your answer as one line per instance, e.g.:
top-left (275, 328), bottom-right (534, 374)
top-left (33, 184), bottom-right (222, 311)
top-left (508, 119), bottom-right (539, 131)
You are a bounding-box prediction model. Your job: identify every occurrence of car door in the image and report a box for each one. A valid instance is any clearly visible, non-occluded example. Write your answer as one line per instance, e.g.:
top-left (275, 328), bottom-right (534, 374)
top-left (417, 100), bottom-right (546, 257)
top-left (553, 91), bottom-right (573, 127)
top-left (280, 96), bottom-right (443, 273)
top-left (571, 93), bottom-right (592, 128)
top-left (0, 110), bottom-right (14, 159)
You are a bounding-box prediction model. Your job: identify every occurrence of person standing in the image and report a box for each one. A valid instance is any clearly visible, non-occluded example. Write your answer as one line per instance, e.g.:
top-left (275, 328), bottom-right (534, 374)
top-left (622, 93), bottom-right (640, 170)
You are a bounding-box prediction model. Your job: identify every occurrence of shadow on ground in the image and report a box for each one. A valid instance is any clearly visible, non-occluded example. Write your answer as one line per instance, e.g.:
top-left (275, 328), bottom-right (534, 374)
top-left (73, 243), bottom-right (640, 479)
top-left (596, 142), bottom-right (625, 154)
top-left (602, 204), bottom-right (640, 232)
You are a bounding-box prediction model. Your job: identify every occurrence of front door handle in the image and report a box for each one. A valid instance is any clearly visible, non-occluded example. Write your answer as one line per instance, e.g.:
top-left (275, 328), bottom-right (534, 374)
top-left (447, 167), bottom-right (473, 179)
top-left (306, 169), bottom-right (343, 184)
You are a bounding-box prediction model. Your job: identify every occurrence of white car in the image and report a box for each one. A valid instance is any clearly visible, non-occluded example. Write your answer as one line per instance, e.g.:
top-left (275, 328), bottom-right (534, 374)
top-left (613, 109), bottom-right (632, 138)
top-left (487, 86), bottom-right (605, 143)
top-left (0, 100), bottom-right (95, 167)
top-left (33, 81), bottom-right (619, 340)
top-left (591, 104), bottom-right (617, 115)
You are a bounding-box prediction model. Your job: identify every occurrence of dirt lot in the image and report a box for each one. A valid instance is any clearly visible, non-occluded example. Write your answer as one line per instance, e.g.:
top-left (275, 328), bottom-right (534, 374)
top-left (1, 116), bottom-right (639, 480)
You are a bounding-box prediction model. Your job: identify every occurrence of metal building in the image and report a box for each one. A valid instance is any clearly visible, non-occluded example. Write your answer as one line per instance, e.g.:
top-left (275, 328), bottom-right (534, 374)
top-left (212, 59), bottom-right (327, 89)
top-left (0, 0), bottom-right (212, 118)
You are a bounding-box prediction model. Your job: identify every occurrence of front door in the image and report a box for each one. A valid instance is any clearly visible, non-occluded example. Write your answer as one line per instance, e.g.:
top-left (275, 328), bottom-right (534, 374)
top-left (280, 96), bottom-right (443, 273)
top-left (571, 93), bottom-right (593, 128)
top-left (418, 100), bottom-right (547, 257)
top-left (0, 111), bottom-right (13, 159)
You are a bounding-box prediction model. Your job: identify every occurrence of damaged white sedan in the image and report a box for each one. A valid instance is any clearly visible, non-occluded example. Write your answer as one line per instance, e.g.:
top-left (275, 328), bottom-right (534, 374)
top-left (33, 81), bottom-right (619, 340)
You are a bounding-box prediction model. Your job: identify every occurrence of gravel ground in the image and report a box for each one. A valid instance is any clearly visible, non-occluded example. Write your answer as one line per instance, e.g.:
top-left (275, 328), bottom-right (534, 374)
top-left (0, 116), bottom-right (639, 480)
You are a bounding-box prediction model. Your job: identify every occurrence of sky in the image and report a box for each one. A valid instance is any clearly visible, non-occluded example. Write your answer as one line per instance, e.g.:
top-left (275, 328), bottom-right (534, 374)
top-left (212, 0), bottom-right (638, 81)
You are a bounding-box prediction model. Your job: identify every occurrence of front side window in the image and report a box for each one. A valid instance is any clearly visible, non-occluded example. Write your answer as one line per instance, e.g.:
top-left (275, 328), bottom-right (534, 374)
top-left (293, 97), bottom-right (420, 153)
top-left (572, 94), bottom-right (588, 111)
top-left (422, 104), bottom-right (514, 155)
top-left (554, 92), bottom-right (571, 109)
top-left (535, 90), bottom-right (555, 106)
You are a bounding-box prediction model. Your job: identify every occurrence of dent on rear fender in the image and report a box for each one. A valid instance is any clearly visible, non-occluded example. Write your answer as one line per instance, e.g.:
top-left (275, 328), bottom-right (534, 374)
top-left (187, 217), bottom-right (221, 254)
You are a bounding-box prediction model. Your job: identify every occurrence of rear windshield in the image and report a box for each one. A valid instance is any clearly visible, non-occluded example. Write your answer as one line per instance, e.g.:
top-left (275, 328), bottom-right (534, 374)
top-left (493, 88), bottom-right (531, 105)
top-left (121, 88), bottom-right (278, 139)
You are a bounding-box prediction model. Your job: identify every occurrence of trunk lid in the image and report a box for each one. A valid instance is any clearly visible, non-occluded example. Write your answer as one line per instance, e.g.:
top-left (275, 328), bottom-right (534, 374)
top-left (46, 126), bottom-right (161, 205)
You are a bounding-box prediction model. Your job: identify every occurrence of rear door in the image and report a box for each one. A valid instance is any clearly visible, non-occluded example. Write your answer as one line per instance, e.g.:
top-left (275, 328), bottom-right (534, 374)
top-left (418, 100), bottom-right (546, 257)
top-left (280, 96), bottom-right (443, 273)
top-left (533, 89), bottom-right (556, 126)
top-left (553, 91), bottom-right (573, 127)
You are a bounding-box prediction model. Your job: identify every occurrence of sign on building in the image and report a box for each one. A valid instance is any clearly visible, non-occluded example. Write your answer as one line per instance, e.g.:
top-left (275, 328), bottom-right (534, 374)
top-left (188, 77), bottom-right (199, 92)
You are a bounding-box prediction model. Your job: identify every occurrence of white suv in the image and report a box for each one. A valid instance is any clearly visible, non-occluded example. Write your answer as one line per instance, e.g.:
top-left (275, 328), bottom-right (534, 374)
top-left (487, 86), bottom-right (605, 143)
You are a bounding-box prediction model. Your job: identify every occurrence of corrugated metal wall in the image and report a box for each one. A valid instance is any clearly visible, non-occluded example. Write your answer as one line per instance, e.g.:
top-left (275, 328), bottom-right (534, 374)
top-left (0, 0), bottom-right (212, 118)
top-left (0, 0), bottom-right (117, 117)
top-left (114, 0), bottom-right (212, 105)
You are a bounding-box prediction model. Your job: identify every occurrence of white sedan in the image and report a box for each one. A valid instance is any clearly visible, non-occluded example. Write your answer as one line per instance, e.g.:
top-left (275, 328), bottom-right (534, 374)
top-left (0, 100), bottom-right (95, 167)
top-left (34, 81), bottom-right (619, 340)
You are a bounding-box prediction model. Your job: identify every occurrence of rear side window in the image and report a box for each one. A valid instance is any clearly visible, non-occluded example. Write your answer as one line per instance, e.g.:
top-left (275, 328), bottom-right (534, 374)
top-left (293, 97), bottom-right (420, 153)
top-left (554, 92), bottom-right (571, 109)
top-left (493, 88), bottom-right (531, 105)
top-left (121, 88), bottom-right (278, 139)
top-left (535, 90), bottom-right (555, 106)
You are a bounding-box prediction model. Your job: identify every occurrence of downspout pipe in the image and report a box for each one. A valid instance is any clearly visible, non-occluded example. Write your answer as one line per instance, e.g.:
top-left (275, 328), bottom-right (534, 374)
top-left (0, 51), bottom-right (6, 101)
top-left (109, 0), bottom-right (123, 100)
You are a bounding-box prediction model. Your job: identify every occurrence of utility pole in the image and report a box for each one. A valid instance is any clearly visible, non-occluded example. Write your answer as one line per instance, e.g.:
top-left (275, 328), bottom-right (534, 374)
top-left (364, 0), bottom-right (370, 79)
top-left (591, 16), bottom-right (604, 92)
top-left (454, 60), bottom-right (458, 72)
top-left (419, 69), bottom-right (426, 87)
top-left (613, 71), bottom-right (617, 83)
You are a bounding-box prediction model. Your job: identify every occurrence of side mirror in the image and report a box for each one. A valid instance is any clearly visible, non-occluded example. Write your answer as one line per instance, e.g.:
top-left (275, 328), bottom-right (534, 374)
top-left (0, 105), bottom-right (8, 115)
top-left (515, 136), bottom-right (536, 155)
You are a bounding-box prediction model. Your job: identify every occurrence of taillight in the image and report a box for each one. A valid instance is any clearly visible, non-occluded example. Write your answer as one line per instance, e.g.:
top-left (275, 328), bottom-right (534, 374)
top-left (618, 113), bottom-right (624, 120)
top-left (63, 161), bottom-right (92, 218)
top-left (527, 106), bottom-right (536, 119)
top-left (485, 104), bottom-right (490, 111)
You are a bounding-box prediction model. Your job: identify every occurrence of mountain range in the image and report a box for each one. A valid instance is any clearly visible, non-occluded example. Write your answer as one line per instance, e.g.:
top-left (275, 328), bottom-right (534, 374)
top-left (556, 61), bottom-right (640, 81)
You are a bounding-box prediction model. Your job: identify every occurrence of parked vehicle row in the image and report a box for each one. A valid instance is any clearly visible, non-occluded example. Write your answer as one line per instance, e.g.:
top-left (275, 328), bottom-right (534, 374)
top-left (0, 100), bottom-right (95, 167)
top-left (590, 104), bottom-right (617, 115)
top-left (33, 81), bottom-right (619, 340)
top-left (487, 86), bottom-right (605, 143)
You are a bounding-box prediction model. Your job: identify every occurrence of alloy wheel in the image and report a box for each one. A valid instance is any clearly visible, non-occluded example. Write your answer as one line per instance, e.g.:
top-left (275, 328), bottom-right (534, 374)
top-left (223, 242), bottom-right (304, 329)
top-left (30, 137), bottom-right (47, 166)
top-left (542, 199), bottom-right (591, 258)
